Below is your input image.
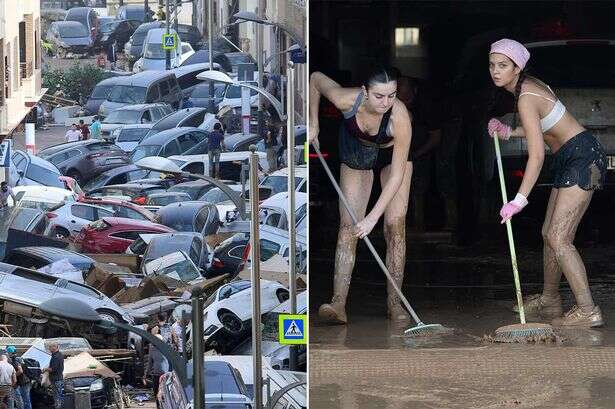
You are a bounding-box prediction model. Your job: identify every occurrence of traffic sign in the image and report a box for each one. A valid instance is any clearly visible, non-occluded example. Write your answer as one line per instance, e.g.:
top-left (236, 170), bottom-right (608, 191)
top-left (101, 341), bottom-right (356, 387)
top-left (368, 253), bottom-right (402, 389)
top-left (278, 314), bottom-right (307, 345)
top-left (0, 139), bottom-right (11, 168)
top-left (162, 33), bottom-right (177, 50)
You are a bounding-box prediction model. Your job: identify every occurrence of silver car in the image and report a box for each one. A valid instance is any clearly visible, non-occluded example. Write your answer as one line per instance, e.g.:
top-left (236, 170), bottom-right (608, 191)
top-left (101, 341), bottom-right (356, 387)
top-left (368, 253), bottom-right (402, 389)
top-left (45, 202), bottom-right (115, 239)
top-left (0, 262), bottom-right (133, 324)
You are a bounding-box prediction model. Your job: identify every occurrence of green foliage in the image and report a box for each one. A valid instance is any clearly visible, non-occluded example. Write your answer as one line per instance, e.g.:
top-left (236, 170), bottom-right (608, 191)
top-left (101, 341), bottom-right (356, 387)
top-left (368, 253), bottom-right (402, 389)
top-left (43, 63), bottom-right (106, 102)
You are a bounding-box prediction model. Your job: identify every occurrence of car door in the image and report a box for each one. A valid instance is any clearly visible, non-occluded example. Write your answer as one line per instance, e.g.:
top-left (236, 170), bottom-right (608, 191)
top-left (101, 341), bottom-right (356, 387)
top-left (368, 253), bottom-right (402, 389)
top-left (69, 204), bottom-right (112, 235)
top-left (146, 84), bottom-right (161, 104)
top-left (162, 139), bottom-right (181, 157)
top-left (176, 133), bottom-right (197, 154)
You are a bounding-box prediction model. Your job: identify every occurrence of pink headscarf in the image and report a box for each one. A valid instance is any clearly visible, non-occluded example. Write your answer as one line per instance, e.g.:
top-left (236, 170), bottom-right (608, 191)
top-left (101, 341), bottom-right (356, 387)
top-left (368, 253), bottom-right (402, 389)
top-left (490, 39), bottom-right (530, 70)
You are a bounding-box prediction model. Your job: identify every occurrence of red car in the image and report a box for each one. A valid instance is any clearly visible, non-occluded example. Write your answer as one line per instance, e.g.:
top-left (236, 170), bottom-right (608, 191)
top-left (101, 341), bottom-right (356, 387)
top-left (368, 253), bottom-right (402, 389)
top-left (75, 217), bottom-right (174, 254)
top-left (79, 196), bottom-right (156, 222)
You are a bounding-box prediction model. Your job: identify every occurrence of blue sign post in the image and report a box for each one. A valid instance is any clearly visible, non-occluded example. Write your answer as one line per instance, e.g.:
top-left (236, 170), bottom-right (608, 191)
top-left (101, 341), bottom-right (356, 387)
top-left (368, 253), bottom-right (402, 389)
top-left (162, 33), bottom-right (177, 50)
top-left (279, 314), bottom-right (307, 345)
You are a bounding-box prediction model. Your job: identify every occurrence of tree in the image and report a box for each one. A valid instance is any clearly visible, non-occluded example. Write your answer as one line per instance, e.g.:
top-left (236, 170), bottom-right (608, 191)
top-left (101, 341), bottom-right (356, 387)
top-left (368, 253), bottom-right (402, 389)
top-left (43, 63), bottom-right (106, 103)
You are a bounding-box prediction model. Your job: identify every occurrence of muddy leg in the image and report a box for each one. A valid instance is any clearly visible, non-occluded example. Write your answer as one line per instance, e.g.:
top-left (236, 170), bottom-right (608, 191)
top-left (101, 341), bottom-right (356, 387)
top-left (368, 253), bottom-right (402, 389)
top-left (541, 188), bottom-right (562, 303)
top-left (546, 186), bottom-right (594, 313)
top-left (380, 162), bottom-right (412, 320)
top-left (318, 164), bottom-right (373, 324)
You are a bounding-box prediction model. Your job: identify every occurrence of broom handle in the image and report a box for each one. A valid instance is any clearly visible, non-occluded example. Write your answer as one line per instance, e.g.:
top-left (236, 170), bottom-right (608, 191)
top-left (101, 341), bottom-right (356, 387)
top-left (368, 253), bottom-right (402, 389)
top-left (311, 142), bottom-right (423, 325)
top-left (493, 132), bottom-right (526, 324)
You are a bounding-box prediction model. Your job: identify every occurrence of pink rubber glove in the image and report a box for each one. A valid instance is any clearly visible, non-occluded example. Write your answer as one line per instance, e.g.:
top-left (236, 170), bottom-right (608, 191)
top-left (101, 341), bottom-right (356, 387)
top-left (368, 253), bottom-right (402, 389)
top-left (488, 118), bottom-right (512, 140)
top-left (500, 193), bottom-right (528, 224)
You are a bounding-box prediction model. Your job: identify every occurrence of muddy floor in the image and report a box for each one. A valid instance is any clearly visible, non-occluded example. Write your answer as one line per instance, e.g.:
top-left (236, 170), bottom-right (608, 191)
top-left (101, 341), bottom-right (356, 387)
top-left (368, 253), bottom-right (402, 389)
top-left (309, 229), bottom-right (615, 408)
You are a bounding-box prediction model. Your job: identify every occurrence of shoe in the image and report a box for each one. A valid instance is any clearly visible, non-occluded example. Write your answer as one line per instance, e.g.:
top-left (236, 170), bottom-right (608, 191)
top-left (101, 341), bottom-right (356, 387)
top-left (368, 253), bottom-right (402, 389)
top-left (552, 305), bottom-right (604, 328)
top-left (512, 294), bottom-right (563, 318)
top-left (318, 303), bottom-right (347, 325)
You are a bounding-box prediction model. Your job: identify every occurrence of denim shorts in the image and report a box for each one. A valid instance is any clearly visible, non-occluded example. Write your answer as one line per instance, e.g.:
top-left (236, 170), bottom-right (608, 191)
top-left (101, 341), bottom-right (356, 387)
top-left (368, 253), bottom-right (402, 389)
top-left (551, 130), bottom-right (607, 191)
top-left (339, 126), bottom-right (412, 173)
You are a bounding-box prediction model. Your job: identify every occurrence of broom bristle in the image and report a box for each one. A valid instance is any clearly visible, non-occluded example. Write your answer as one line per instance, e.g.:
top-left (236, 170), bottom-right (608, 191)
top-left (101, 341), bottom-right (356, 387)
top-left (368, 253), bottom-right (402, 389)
top-left (404, 323), bottom-right (447, 337)
top-left (491, 323), bottom-right (557, 343)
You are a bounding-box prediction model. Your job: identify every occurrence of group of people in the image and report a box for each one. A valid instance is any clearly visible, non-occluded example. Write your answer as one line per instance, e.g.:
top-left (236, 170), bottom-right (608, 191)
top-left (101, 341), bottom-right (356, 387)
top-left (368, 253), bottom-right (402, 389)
top-left (65, 116), bottom-right (102, 143)
top-left (310, 38), bottom-right (607, 328)
top-left (0, 342), bottom-right (63, 409)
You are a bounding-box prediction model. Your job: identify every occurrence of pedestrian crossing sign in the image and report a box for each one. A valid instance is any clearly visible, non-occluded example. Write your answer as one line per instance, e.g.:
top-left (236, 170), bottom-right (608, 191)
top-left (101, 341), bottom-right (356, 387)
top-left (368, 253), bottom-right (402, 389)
top-left (162, 33), bottom-right (177, 50)
top-left (279, 314), bottom-right (307, 345)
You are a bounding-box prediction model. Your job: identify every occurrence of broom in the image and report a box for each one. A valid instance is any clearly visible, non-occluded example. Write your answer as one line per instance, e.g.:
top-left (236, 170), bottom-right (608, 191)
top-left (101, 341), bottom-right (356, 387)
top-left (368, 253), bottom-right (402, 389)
top-left (491, 131), bottom-right (555, 342)
top-left (312, 142), bottom-right (446, 337)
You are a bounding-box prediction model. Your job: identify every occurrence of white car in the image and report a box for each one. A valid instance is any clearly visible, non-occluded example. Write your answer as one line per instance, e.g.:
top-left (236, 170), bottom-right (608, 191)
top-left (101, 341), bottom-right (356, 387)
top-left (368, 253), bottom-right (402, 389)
top-left (203, 279), bottom-right (289, 346)
top-left (168, 151), bottom-right (270, 180)
top-left (259, 191), bottom-right (307, 232)
top-left (45, 202), bottom-right (116, 239)
top-left (218, 81), bottom-right (260, 110)
top-left (9, 186), bottom-right (77, 211)
top-left (259, 165), bottom-right (307, 195)
top-left (133, 28), bottom-right (195, 72)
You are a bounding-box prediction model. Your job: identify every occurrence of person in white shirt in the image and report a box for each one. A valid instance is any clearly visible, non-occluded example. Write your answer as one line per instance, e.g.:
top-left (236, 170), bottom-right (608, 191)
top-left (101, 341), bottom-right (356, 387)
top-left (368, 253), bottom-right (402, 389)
top-left (65, 124), bottom-right (81, 143)
top-left (0, 182), bottom-right (16, 209)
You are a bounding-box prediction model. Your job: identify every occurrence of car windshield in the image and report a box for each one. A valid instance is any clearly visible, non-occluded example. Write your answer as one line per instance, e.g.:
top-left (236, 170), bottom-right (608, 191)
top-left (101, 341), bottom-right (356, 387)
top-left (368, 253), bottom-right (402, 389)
top-left (528, 44), bottom-right (615, 87)
top-left (260, 176), bottom-right (301, 194)
top-left (103, 110), bottom-right (142, 124)
top-left (191, 84), bottom-right (226, 98)
top-left (225, 83), bottom-right (258, 99)
top-left (143, 42), bottom-right (167, 59)
top-left (100, 20), bottom-right (118, 33)
top-left (108, 86), bottom-right (147, 104)
top-left (58, 24), bottom-right (89, 38)
top-left (148, 194), bottom-right (189, 206)
top-left (144, 251), bottom-right (200, 282)
top-left (90, 85), bottom-right (114, 99)
top-left (117, 128), bottom-right (150, 142)
top-left (26, 165), bottom-right (64, 188)
top-left (49, 338), bottom-right (92, 352)
top-left (18, 199), bottom-right (59, 211)
top-left (200, 188), bottom-right (234, 204)
top-left (130, 145), bottom-right (161, 162)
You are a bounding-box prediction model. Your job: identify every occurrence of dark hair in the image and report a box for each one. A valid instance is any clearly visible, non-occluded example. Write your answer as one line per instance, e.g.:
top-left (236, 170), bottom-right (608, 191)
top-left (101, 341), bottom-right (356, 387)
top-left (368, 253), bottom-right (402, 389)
top-left (511, 69), bottom-right (526, 129)
top-left (214, 123), bottom-right (222, 130)
top-left (79, 119), bottom-right (84, 124)
top-left (362, 65), bottom-right (400, 90)
top-left (157, 313), bottom-right (166, 322)
top-left (0, 182), bottom-right (6, 186)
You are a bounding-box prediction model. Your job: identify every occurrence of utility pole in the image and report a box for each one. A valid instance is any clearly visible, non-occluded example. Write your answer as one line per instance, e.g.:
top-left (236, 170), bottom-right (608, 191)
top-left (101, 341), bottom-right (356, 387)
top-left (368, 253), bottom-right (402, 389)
top-left (256, 0), bottom-right (265, 138)
top-left (173, 0), bottom-right (178, 33)
top-left (192, 296), bottom-right (204, 409)
top-left (208, 0), bottom-right (215, 114)
top-left (286, 61), bottom-right (298, 371)
top-left (144, 0), bottom-right (150, 22)
top-left (165, 0), bottom-right (171, 70)
top-left (249, 145), bottom-right (263, 409)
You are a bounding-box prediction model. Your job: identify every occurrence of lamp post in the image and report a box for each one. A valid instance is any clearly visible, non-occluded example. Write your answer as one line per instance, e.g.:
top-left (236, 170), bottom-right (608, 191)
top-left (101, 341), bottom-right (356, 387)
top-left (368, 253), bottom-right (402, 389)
top-left (134, 156), bottom-right (248, 220)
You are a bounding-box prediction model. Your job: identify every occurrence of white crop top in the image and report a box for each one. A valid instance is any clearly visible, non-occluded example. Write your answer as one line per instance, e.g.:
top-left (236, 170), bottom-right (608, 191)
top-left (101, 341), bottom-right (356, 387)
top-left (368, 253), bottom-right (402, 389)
top-left (518, 87), bottom-right (566, 133)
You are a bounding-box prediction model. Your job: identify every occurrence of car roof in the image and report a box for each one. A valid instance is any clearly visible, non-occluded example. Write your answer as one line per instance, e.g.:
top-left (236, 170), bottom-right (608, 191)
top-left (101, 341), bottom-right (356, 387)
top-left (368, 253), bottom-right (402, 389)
top-left (113, 103), bottom-right (167, 112)
top-left (119, 123), bottom-right (154, 130)
top-left (260, 191), bottom-right (307, 211)
top-left (102, 217), bottom-right (171, 229)
top-left (223, 133), bottom-right (261, 147)
top-left (94, 164), bottom-right (140, 178)
top-left (95, 76), bottom-right (127, 87)
top-left (170, 63), bottom-right (223, 78)
top-left (152, 108), bottom-right (207, 129)
top-left (13, 186), bottom-right (73, 198)
top-left (113, 70), bottom-right (176, 87)
top-left (148, 191), bottom-right (191, 198)
top-left (266, 165), bottom-right (307, 179)
top-left (147, 232), bottom-right (200, 252)
top-left (52, 21), bottom-right (85, 28)
top-left (65, 7), bottom-right (93, 17)
top-left (9, 247), bottom-right (94, 265)
top-left (99, 183), bottom-right (160, 190)
top-left (139, 126), bottom-right (198, 144)
top-left (157, 200), bottom-right (212, 218)
top-left (25, 152), bottom-right (62, 173)
top-left (134, 21), bottom-right (165, 32)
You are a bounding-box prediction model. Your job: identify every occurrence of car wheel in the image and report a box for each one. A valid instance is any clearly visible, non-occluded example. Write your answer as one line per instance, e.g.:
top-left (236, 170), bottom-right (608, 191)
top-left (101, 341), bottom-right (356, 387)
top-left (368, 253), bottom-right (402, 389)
top-left (218, 310), bottom-right (243, 335)
top-left (276, 289), bottom-right (290, 303)
top-left (97, 309), bottom-right (121, 324)
top-left (54, 227), bottom-right (70, 240)
top-left (66, 170), bottom-right (82, 185)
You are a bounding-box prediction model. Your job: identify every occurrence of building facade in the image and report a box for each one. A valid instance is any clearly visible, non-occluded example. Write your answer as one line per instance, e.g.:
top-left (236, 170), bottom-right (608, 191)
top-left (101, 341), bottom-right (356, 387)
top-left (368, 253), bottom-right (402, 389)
top-left (0, 0), bottom-right (45, 140)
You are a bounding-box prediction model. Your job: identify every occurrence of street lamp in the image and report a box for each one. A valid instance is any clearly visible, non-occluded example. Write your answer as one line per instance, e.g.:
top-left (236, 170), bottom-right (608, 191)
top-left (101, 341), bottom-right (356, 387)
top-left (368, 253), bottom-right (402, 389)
top-left (38, 297), bottom-right (189, 386)
top-left (134, 156), bottom-right (247, 220)
top-left (232, 11), bottom-right (305, 49)
top-left (196, 70), bottom-right (286, 121)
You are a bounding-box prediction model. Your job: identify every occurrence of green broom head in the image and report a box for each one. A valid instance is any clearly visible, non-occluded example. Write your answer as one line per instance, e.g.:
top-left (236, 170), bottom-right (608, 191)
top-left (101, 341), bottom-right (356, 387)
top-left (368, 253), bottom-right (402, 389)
top-left (491, 323), bottom-right (557, 343)
top-left (404, 322), bottom-right (448, 337)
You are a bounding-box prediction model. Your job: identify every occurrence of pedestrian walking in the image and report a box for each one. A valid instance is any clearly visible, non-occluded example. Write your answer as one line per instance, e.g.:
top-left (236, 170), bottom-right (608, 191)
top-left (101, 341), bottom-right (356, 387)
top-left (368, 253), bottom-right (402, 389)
top-left (143, 334), bottom-right (168, 409)
top-left (65, 124), bottom-right (81, 143)
top-left (89, 116), bottom-right (102, 140)
top-left (78, 119), bottom-right (90, 140)
top-left (152, 313), bottom-right (172, 344)
top-left (310, 66), bottom-right (413, 324)
top-left (170, 315), bottom-right (191, 356)
top-left (0, 182), bottom-right (16, 210)
top-left (43, 342), bottom-right (64, 409)
top-left (487, 39), bottom-right (607, 327)
top-left (264, 125), bottom-right (279, 173)
top-left (0, 354), bottom-right (16, 409)
top-left (208, 123), bottom-right (225, 178)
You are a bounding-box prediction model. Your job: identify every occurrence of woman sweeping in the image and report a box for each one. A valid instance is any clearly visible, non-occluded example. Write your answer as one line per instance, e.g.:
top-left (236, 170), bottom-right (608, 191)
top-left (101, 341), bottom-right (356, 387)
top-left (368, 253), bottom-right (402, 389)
top-left (487, 39), bottom-right (606, 327)
top-left (309, 67), bottom-right (412, 324)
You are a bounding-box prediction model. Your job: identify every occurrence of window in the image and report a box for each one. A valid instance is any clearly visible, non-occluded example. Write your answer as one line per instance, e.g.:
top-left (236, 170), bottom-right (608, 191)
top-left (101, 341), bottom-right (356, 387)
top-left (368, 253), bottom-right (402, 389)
top-left (181, 111), bottom-right (206, 127)
top-left (5, 254), bottom-right (44, 269)
top-left (94, 207), bottom-right (114, 220)
top-left (260, 239), bottom-right (280, 261)
top-left (49, 152), bottom-right (68, 166)
top-left (183, 162), bottom-right (204, 175)
top-left (159, 80), bottom-right (170, 96)
top-left (71, 204), bottom-right (96, 221)
top-left (65, 149), bottom-right (82, 159)
top-left (177, 134), bottom-right (196, 152)
top-left (177, 72), bottom-right (202, 90)
top-left (26, 165), bottom-right (63, 188)
top-left (13, 153), bottom-right (26, 172)
top-left (114, 206), bottom-right (147, 220)
top-left (265, 213), bottom-right (282, 228)
top-left (228, 245), bottom-right (246, 259)
top-left (111, 231), bottom-right (141, 240)
top-left (65, 282), bottom-right (99, 298)
top-left (395, 27), bottom-right (420, 46)
top-left (163, 141), bottom-right (180, 157)
top-left (108, 174), bottom-right (128, 185)
top-left (194, 207), bottom-right (210, 233)
top-left (146, 85), bottom-right (160, 103)
top-left (141, 110), bottom-right (151, 123)
top-left (299, 182), bottom-right (306, 193)
top-left (189, 237), bottom-right (201, 265)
